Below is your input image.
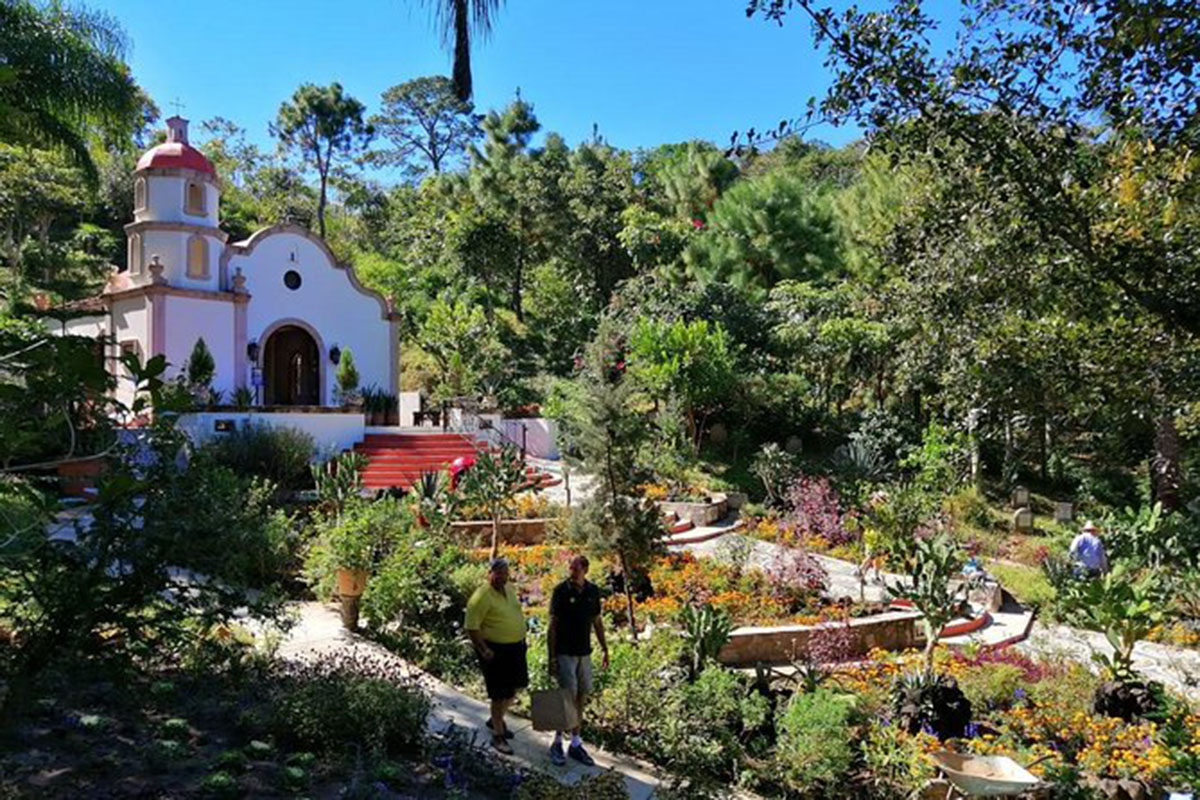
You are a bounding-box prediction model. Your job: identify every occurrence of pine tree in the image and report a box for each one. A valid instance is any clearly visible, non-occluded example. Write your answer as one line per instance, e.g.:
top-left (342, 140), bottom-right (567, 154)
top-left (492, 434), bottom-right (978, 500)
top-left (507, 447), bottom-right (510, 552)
top-left (563, 318), bottom-right (664, 644)
top-left (185, 337), bottom-right (215, 396)
top-left (336, 347), bottom-right (360, 403)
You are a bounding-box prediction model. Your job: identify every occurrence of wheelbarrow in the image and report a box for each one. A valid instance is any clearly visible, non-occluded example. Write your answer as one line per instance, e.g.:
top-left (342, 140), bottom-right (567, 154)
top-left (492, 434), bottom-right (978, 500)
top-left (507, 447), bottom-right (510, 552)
top-left (925, 751), bottom-right (1049, 798)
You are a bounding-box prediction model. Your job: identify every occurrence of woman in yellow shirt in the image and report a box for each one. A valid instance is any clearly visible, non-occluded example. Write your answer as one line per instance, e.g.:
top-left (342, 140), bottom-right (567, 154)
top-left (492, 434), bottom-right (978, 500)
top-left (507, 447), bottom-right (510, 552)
top-left (465, 557), bottom-right (527, 753)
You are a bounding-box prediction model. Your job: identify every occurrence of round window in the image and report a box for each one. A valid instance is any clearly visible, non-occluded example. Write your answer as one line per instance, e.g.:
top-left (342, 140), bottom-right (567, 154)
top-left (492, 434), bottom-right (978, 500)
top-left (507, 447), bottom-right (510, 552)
top-left (284, 270), bottom-right (302, 290)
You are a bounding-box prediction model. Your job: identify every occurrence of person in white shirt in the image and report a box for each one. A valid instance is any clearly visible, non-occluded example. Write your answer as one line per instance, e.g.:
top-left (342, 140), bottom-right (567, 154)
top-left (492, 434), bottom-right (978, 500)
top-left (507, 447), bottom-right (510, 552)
top-left (1069, 520), bottom-right (1109, 577)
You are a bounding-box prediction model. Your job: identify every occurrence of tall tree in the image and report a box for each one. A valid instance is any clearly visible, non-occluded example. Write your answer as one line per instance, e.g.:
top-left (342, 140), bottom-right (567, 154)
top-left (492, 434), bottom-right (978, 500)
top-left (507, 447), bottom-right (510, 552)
top-left (750, 0), bottom-right (1200, 509)
top-left (271, 83), bottom-right (373, 238)
top-left (420, 0), bottom-right (505, 102)
top-left (0, 0), bottom-right (143, 183)
top-left (562, 319), bottom-right (664, 644)
top-left (372, 76), bottom-right (481, 177)
top-left (469, 97), bottom-right (543, 320)
top-left (683, 170), bottom-right (841, 295)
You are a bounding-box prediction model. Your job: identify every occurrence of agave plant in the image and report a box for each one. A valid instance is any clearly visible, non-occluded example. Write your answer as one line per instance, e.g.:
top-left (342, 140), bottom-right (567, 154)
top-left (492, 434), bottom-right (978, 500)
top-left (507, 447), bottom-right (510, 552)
top-left (412, 469), bottom-right (453, 531)
top-left (680, 602), bottom-right (734, 680)
top-left (891, 669), bottom-right (972, 740)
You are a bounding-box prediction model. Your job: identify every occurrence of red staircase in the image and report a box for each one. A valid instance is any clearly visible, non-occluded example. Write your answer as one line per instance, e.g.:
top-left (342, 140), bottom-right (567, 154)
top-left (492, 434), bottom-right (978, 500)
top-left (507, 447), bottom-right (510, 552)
top-left (355, 432), bottom-right (560, 492)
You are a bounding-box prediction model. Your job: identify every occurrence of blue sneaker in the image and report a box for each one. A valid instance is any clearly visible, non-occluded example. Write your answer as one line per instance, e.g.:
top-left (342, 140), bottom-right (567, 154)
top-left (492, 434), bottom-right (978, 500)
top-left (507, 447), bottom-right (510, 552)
top-left (567, 743), bottom-right (595, 766)
top-left (549, 740), bottom-right (566, 766)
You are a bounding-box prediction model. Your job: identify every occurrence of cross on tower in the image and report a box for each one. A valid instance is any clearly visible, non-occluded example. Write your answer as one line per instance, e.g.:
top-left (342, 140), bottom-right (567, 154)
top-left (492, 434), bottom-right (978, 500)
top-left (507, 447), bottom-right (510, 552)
top-left (168, 97), bottom-right (186, 117)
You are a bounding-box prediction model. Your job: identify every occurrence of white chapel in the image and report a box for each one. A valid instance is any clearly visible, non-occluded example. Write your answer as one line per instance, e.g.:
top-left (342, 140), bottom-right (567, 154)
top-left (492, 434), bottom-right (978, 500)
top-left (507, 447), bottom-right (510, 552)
top-left (63, 116), bottom-right (398, 411)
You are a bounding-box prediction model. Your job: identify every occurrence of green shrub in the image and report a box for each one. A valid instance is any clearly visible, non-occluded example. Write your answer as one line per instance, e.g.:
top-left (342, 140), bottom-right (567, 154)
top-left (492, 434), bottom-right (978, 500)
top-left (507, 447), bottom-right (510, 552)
top-left (956, 662), bottom-right (1026, 712)
top-left (1027, 662), bottom-right (1100, 718)
top-left (515, 771), bottom-right (631, 799)
top-left (775, 689), bottom-right (855, 791)
top-left (589, 631), bottom-right (687, 751)
top-left (989, 562), bottom-right (1055, 608)
top-left (356, 516), bottom-right (472, 675)
top-left (943, 486), bottom-right (994, 531)
top-left (658, 666), bottom-right (770, 788)
top-left (269, 652), bottom-right (429, 756)
top-left (199, 770), bottom-right (239, 799)
top-left (860, 721), bottom-right (937, 799)
top-left (204, 424), bottom-right (316, 492)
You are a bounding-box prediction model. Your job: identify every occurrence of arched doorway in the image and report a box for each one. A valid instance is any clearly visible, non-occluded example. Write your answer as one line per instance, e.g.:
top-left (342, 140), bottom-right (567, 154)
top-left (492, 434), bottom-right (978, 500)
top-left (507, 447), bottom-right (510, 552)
top-left (263, 325), bottom-right (319, 405)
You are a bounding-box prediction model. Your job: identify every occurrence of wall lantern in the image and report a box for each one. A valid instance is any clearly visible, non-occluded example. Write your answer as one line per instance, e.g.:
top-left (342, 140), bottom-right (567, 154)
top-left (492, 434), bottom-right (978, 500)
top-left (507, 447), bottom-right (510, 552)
top-left (329, 345), bottom-right (341, 365)
top-left (247, 341), bottom-right (259, 362)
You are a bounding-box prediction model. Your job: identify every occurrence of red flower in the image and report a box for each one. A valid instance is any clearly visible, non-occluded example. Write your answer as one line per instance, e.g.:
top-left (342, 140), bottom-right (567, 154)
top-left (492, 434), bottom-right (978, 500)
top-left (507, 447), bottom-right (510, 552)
top-left (691, 218), bottom-right (705, 229)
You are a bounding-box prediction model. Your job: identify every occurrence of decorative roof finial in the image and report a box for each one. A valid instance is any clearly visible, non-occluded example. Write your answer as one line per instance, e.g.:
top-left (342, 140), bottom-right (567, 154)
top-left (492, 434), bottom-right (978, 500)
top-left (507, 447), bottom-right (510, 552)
top-left (148, 254), bottom-right (167, 285)
top-left (165, 115), bottom-right (189, 145)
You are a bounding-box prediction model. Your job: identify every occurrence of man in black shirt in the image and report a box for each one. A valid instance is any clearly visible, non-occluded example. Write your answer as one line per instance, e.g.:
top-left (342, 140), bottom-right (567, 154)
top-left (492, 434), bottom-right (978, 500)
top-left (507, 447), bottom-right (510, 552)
top-left (547, 554), bottom-right (608, 767)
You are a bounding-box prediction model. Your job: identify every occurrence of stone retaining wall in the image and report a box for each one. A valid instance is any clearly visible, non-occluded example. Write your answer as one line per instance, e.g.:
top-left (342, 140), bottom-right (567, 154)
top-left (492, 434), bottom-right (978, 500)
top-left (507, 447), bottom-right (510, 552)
top-left (717, 610), bottom-right (922, 666)
top-left (449, 518), bottom-right (550, 546)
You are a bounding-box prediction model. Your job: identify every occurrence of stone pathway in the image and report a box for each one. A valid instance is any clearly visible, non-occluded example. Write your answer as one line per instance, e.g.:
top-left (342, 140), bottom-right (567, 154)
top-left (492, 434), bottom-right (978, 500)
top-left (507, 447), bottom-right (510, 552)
top-left (672, 531), bottom-right (894, 602)
top-left (1019, 621), bottom-right (1200, 702)
top-left (278, 602), bottom-right (665, 799)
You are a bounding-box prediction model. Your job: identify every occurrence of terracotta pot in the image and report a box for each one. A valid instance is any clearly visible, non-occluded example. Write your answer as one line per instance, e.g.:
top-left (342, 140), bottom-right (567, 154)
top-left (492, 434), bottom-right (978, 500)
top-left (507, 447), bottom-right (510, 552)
top-left (336, 567), bottom-right (369, 597)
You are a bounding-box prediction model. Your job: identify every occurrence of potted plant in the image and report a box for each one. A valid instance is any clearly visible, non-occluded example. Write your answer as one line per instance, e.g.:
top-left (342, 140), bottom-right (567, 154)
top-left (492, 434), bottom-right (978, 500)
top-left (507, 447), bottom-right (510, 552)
top-left (383, 391), bottom-right (400, 425)
top-left (327, 512), bottom-right (374, 629)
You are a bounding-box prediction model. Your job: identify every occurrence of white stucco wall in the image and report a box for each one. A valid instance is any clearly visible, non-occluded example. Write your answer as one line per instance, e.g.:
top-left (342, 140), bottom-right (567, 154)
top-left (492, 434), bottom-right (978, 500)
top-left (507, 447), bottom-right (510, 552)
top-left (135, 174), bottom-right (219, 228)
top-left (59, 315), bottom-right (106, 339)
top-left (177, 411), bottom-right (365, 456)
top-left (138, 228), bottom-right (222, 292)
top-left (163, 295), bottom-right (236, 398)
top-left (399, 391), bottom-right (423, 426)
top-left (501, 417), bottom-right (561, 459)
top-left (231, 230), bottom-right (394, 405)
top-left (110, 295), bottom-right (149, 409)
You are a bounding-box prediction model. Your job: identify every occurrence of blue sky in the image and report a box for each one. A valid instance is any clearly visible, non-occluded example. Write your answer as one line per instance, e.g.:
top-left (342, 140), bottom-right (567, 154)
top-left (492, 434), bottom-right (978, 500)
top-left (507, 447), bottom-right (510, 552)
top-left (96, 1), bottom-right (926, 172)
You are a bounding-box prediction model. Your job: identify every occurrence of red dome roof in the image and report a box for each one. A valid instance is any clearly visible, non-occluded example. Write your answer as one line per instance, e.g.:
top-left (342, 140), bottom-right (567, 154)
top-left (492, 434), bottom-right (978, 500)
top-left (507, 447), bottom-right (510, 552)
top-left (136, 141), bottom-right (215, 174)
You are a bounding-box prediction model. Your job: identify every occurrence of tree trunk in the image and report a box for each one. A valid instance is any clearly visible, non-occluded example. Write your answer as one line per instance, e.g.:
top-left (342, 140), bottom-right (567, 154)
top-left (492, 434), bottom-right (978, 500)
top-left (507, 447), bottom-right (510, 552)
top-left (967, 409), bottom-right (981, 487)
top-left (317, 172), bottom-right (328, 239)
top-left (452, 0), bottom-right (472, 101)
top-left (619, 550), bottom-right (638, 648)
top-left (1152, 413), bottom-right (1182, 512)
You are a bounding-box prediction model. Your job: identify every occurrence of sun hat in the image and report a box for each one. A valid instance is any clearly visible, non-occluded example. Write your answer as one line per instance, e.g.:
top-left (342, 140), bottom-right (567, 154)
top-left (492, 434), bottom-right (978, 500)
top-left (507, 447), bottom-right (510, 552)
top-left (1082, 520), bottom-right (1099, 533)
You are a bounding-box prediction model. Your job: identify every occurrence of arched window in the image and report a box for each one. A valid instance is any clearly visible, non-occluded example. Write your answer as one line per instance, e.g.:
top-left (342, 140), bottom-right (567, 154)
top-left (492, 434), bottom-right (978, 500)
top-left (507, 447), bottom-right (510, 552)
top-left (128, 234), bottom-right (142, 274)
top-left (134, 177), bottom-right (147, 211)
top-left (187, 235), bottom-right (208, 279)
top-left (185, 181), bottom-right (205, 215)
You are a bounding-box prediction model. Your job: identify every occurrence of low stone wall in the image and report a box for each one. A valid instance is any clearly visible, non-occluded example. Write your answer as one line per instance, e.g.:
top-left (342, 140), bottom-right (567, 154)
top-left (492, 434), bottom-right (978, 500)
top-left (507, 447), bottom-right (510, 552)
top-left (717, 610), bottom-right (922, 666)
top-left (659, 492), bottom-right (728, 526)
top-left (450, 518), bottom-right (550, 547)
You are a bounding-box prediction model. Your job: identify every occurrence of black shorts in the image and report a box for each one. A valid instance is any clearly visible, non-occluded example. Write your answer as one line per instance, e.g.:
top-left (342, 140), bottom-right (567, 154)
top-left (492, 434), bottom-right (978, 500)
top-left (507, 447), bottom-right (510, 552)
top-left (479, 640), bottom-right (528, 701)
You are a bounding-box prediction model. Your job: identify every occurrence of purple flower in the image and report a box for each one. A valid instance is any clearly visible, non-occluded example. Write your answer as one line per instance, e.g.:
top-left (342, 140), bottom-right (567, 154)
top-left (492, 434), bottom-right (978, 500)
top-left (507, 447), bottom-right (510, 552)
top-left (1013, 688), bottom-right (1027, 700)
top-left (965, 723), bottom-right (980, 739)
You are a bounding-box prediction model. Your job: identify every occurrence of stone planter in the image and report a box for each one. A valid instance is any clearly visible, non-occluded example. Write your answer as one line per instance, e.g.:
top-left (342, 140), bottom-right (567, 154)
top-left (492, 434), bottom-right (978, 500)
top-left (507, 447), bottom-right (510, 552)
top-left (717, 610), bottom-right (922, 666)
top-left (450, 518), bottom-right (550, 546)
top-left (725, 491), bottom-right (748, 511)
top-left (658, 492), bottom-right (728, 527)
